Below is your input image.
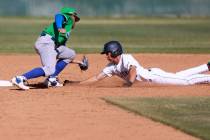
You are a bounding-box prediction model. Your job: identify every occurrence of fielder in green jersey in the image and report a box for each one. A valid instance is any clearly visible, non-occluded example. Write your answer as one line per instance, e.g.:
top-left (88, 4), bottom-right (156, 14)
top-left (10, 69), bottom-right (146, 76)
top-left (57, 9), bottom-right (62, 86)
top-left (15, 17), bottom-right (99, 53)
top-left (43, 7), bottom-right (79, 46)
top-left (12, 7), bottom-right (87, 90)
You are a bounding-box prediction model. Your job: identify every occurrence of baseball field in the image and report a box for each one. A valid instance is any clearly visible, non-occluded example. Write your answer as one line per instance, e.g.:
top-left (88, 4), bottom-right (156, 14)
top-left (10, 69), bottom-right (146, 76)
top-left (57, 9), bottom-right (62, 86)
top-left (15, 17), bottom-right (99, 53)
top-left (0, 17), bottom-right (210, 140)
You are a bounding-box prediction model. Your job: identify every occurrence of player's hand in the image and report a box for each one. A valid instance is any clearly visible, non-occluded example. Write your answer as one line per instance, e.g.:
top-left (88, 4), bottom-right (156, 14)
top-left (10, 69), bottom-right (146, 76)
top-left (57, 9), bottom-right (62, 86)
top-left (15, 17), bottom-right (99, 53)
top-left (58, 28), bottom-right (66, 33)
top-left (63, 80), bottom-right (80, 86)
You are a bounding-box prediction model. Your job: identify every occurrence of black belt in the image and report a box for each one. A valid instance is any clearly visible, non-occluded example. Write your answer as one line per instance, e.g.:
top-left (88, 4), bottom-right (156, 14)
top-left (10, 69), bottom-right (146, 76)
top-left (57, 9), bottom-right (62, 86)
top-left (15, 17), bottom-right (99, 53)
top-left (40, 32), bottom-right (66, 47)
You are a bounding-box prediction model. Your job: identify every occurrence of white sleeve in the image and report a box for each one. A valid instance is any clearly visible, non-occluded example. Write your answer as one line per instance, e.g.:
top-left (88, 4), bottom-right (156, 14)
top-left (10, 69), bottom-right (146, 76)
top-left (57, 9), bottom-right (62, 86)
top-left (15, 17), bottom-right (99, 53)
top-left (102, 64), bottom-right (115, 77)
top-left (124, 55), bottom-right (140, 69)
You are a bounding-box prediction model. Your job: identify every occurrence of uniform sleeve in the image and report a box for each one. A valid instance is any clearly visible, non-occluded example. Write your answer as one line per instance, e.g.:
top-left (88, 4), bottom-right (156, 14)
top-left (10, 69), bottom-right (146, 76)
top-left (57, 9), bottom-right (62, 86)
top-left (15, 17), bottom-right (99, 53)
top-left (125, 55), bottom-right (140, 69)
top-left (102, 64), bottom-right (115, 77)
top-left (55, 14), bottom-right (64, 29)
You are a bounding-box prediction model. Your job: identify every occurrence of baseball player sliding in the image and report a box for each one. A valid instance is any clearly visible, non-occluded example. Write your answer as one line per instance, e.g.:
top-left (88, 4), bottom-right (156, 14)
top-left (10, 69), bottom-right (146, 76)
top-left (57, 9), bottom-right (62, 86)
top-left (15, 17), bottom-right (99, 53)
top-left (11, 7), bottom-right (88, 90)
top-left (67, 41), bottom-right (210, 87)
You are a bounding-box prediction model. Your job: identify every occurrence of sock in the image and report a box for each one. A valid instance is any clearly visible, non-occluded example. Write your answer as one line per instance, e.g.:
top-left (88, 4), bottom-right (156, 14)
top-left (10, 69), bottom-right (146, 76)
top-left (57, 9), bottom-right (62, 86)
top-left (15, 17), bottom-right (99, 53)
top-left (22, 67), bottom-right (45, 80)
top-left (51, 60), bottom-right (68, 77)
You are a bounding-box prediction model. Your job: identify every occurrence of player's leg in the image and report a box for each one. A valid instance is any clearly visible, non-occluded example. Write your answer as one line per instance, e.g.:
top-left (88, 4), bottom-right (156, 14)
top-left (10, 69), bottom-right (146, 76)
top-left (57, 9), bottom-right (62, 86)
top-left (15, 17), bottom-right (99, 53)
top-left (44, 46), bottom-right (76, 87)
top-left (23, 40), bottom-right (57, 79)
top-left (186, 74), bottom-right (210, 85)
top-left (149, 68), bottom-right (190, 85)
top-left (175, 64), bottom-right (209, 77)
top-left (150, 68), bottom-right (210, 85)
top-left (12, 65), bottom-right (46, 89)
top-left (51, 45), bottom-right (76, 77)
top-left (12, 37), bottom-right (57, 89)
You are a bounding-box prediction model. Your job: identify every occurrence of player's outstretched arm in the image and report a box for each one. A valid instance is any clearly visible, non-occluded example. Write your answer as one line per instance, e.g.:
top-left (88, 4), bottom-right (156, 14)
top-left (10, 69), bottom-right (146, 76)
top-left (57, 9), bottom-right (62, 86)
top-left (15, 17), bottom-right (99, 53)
top-left (63, 72), bottom-right (106, 86)
top-left (80, 72), bottom-right (107, 85)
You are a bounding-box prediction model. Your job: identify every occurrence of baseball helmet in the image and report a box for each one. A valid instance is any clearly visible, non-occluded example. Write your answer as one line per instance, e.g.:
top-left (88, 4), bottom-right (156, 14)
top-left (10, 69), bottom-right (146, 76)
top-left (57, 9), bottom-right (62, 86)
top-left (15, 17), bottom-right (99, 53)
top-left (101, 41), bottom-right (123, 57)
top-left (61, 7), bottom-right (80, 22)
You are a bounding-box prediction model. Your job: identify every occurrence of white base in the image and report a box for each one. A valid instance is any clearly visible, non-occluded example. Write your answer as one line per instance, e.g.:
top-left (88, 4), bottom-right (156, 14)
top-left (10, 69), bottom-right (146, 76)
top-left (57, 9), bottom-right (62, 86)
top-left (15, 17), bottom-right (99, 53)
top-left (0, 80), bottom-right (13, 87)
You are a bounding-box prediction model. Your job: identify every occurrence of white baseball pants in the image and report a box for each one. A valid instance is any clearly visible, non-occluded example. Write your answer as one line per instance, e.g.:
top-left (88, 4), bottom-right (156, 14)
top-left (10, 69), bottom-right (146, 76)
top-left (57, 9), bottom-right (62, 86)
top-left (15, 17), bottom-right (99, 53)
top-left (145, 64), bottom-right (210, 85)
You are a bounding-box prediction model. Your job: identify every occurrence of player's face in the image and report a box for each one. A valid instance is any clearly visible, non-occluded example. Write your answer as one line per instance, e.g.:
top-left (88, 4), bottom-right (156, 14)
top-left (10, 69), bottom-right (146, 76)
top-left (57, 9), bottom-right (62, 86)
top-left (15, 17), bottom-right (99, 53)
top-left (71, 15), bottom-right (76, 29)
top-left (106, 53), bottom-right (120, 64)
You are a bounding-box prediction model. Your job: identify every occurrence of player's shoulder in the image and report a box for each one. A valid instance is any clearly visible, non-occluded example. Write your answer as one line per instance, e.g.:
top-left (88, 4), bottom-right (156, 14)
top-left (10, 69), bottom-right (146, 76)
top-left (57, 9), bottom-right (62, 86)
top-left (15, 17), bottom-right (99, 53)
top-left (122, 53), bottom-right (133, 56)
top-left (103, 63), bottom-right (115, 74)
top-left (55, 12), bottom-right (70, 21)
top-left (121, 53), bottom-right (135, 59)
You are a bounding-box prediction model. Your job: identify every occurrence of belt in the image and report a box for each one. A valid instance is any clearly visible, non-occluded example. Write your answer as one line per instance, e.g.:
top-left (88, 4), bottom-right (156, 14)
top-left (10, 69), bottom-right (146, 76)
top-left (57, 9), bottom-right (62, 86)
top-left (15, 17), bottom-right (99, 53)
top-left (40, 32), bottom-right (56, 42)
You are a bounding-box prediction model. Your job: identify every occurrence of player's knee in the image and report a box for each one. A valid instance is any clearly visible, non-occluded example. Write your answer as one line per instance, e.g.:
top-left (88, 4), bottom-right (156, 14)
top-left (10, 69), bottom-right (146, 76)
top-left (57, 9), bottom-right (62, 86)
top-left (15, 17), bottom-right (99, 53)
top-left (43, 66), bottom-right (56, 76)
top-left (64, 49), bottom-right (76, 63)
top-left (68, 49), bottom-right (76, 60)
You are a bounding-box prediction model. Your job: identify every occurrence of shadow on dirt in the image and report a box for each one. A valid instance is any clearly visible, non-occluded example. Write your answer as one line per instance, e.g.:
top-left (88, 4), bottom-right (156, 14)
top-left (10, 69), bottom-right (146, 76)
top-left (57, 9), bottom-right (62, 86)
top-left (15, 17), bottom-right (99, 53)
top-left (28, 83), bottom-right (48, 89)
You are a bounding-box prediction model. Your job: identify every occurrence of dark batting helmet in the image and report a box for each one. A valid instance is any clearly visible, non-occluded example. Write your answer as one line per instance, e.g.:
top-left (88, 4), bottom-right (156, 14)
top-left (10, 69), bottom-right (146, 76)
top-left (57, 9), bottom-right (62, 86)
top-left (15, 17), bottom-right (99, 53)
top-left (101, 41), bottom-right (123, 57)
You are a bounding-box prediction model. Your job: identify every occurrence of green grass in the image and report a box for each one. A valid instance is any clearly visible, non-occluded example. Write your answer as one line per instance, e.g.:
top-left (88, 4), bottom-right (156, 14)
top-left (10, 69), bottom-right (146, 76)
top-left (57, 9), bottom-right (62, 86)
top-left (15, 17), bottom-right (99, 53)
top-left (0, 17), bottom-right (210, 53)
top-left (103, 96), bottom-right (210, 140)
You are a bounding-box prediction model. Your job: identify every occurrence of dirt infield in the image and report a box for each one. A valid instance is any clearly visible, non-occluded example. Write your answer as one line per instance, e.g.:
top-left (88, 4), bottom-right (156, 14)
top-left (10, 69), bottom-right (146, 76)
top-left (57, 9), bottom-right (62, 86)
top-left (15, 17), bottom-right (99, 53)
top-left (0, 54), bottom-right (209, 140)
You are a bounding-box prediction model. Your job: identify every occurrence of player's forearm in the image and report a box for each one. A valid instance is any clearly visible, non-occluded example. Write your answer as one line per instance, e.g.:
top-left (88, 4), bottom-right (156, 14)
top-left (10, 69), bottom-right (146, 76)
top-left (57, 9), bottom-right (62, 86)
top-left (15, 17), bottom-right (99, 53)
top-left (80, 72), bottom-right (106, 85)
top-left (79, 76), bottom-right (99, 85)
top-left (127, 66), bottom-right (137, 86)
top-left (128, 70), bottom-right (136, 83)
top-left (71, 59), bottom-right (82, 65)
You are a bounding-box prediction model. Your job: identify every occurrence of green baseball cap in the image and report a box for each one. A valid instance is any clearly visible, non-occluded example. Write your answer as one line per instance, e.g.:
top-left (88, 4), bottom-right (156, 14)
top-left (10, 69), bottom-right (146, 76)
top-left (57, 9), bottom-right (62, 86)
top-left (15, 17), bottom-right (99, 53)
top-left (60, 7), bottom-right (80, 22)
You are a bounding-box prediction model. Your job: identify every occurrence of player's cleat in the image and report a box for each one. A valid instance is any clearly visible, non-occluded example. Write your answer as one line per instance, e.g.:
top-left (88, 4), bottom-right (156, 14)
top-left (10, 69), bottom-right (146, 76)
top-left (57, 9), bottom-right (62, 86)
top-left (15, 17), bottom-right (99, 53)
top-left (208, 61), bottom-right (210, 71)
top-left (44, 76), bottom-right (63, 87)
top-left (11, 76), bottom-right (29, 90)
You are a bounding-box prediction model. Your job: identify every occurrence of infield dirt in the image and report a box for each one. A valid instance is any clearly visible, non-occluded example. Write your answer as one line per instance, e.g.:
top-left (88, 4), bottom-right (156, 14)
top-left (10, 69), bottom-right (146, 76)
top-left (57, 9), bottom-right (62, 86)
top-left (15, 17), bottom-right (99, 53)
top-left (0, 54), bottom-right (209, 140)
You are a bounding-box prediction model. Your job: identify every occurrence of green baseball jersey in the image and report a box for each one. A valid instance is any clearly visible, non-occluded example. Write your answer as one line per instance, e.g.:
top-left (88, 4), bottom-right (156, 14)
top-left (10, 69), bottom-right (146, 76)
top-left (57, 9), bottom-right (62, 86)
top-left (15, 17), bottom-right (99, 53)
top-left (43, 13), bottom-right (74, 45)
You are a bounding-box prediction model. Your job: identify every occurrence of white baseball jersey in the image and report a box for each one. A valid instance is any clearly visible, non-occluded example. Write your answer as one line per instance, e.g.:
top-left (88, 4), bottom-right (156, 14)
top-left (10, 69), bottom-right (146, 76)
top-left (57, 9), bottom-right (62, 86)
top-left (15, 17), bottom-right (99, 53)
top-left (102, 54), bottom-right (210, 85)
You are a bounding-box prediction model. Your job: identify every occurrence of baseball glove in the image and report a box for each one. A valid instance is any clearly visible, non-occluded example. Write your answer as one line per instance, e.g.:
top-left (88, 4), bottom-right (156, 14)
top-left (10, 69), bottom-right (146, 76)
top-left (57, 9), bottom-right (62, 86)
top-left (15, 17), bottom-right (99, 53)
top-left (79, 56), bottom-right (88, 71)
